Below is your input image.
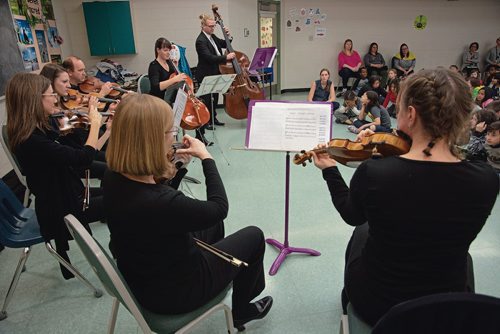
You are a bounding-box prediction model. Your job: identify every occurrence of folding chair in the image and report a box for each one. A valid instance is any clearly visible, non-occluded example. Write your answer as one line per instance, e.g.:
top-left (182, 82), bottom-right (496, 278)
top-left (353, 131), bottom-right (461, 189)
top-left (0, 180), bottom-right (102, 321)
top-left (1, 125), bottom-right (31, 207)
top-left (137, 74), bottom-right (151, 94)
top-left (64, 214), bottom-right (235, 334)
top-left (372, 292), bottom-right (500, 334)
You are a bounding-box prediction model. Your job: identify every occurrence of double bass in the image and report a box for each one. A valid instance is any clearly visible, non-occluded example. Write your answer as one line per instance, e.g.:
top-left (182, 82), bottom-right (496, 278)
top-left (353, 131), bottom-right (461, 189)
top-left (212, 4), bottom-right (265, 120)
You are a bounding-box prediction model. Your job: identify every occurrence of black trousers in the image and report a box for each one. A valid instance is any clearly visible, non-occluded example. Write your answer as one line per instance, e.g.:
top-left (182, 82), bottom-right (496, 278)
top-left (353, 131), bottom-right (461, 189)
top-left (163, 226), bottom-right (266, 316)
top-left (199, 93), bottom-right (219, 123)
top-left (338, 68), bottom-right (359, 89)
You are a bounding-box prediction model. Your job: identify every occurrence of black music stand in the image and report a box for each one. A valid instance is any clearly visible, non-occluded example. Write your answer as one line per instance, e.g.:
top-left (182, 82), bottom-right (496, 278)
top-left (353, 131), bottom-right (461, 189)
top-left (249, 47), bottom-right (277, 100)
top-left (196, 74), bottom-right (236, 165)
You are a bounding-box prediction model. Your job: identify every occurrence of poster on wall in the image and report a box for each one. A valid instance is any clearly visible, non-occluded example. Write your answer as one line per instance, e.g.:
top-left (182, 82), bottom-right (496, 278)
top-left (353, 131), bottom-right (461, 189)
top-left (8, 0), bottom-right (60, 73)
top-left (21, 46), bottom-right (39, 71)
top-left (14, 18), bottom-right (34, 44)
top-left (50, 54), bottom-right (62, 64)
top-left (35, 29), bottom-right (49, 63)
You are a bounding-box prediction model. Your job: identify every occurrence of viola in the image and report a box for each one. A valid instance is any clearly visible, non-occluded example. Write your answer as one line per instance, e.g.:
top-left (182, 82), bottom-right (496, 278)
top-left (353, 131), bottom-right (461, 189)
top-left (79, 76), bottom-right (129, 98)
top-left (168, 60), bottom-right (210, 130)
top-left (62, 88), bottom-right (116, 110)
top-left (294, 132), bottom-right (411, 167)
top-left (212, 4), bottom-right (265, 120)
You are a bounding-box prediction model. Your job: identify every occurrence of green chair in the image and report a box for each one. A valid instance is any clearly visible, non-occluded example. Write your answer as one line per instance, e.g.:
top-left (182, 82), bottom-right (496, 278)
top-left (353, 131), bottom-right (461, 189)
top-left (137, 74), bottom-right (151, 94)
top-left (64, 214), bottom-right (235, 334)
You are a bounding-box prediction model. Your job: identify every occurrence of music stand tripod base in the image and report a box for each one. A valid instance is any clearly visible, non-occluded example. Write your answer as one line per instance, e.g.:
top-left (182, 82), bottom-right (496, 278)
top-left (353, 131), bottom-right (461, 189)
top-left (266, 238), bottom-right (321, 276)
top-left (265, 151), bottom-right (320, 276)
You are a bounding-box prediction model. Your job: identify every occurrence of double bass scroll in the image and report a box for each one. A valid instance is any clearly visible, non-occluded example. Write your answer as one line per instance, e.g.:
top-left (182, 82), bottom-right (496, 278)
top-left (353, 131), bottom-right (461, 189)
top-left (212, 4), bottom-right (265, 120)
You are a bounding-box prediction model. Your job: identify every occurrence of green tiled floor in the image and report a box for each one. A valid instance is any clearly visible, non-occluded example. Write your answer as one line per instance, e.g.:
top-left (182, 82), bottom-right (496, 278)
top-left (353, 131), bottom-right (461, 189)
top-left (0, 92), bottom-right (499, 333)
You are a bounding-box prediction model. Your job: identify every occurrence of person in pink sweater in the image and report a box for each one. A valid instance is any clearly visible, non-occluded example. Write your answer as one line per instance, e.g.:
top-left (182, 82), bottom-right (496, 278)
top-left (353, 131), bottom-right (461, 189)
top-left (337, 39), bottom-right (362, 97)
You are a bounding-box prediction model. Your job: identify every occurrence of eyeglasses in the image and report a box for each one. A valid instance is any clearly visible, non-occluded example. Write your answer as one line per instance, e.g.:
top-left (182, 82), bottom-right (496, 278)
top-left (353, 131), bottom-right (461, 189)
top-left (42, 93), bottom-right (58, 98)
top-left (166, 126), bottom-right (179, 136)
top-left (206, 25), bottom-right (216, 28)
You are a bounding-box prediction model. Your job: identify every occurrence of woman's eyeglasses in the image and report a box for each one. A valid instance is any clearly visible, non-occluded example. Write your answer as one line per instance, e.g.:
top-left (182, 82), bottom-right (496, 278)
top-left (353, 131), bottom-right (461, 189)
top-left (42, 93), bottom-right (58, 98)
top-left (166, 126), bottom-right (179, 136)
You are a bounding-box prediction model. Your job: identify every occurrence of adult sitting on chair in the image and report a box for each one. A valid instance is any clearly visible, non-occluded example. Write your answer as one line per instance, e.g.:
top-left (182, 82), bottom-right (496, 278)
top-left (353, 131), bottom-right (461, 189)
top-left (336, 39), bottom-right (362, 97)
top-left (393, 43), bottom-right (416, 78)
top-left (63, 55), bottom-right (113, 96)
top-left (5, 73), bottom-right (108, 279)
top-left (103, 94), bottom-right (273, 331)
top-left (311, 68), bottom-right (499, 326)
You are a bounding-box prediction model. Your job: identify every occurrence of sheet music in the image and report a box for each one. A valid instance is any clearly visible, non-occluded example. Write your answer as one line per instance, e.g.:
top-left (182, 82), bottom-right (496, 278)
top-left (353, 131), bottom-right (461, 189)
top-left (172, 88), bottom-right (188, 128)
top-left (246, 102), bottom-right (331, 152)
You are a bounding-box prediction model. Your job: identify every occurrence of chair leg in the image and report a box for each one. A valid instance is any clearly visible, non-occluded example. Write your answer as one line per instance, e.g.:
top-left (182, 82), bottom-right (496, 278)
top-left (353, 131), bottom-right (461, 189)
top-left (107, 298), bottom-right (120, 334)
top-left (44, 242), bottom-right (103, 298)
top-left (177, 303), bottom-right (235, 334)
top-left (22, 188), bottom-right (30, 208)
top-left (0, 247), bottom-right (31, 321)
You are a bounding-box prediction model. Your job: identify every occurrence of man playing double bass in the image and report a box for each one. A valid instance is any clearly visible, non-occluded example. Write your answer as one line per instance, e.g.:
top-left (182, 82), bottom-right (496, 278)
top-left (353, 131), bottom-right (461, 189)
top-left (195, 14), bottom-right (235, 136)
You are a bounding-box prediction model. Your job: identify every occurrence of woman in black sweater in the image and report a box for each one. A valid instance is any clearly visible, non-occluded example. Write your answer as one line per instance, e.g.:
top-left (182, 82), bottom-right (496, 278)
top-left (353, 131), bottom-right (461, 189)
top-left (311, 68), bottom-right (499, 326)
top-left (5, 73), bottom-right (107, 279)
top-left (103, 94), bottom-right (272, 331)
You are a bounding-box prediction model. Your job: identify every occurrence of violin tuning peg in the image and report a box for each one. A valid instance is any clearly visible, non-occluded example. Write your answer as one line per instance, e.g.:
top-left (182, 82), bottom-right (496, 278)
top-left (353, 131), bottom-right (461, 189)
top-left (301, 150), bottom-right (306, 154)
top-left (301, 162), bottom-right (306, 167)
top-left (308, 157), bottom-right (312, 163)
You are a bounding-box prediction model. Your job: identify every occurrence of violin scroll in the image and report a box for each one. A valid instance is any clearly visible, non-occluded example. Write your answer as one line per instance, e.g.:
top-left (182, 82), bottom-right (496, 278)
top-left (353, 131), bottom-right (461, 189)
top-left (293, 150), bottom-right (314, 167)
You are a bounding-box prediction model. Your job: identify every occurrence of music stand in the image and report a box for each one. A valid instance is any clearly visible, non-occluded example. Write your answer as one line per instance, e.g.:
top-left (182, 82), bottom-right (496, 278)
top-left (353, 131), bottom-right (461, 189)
top-left (245, 100), bottom-right (332, 275)
top-left (249, 47), bottom-right (277, 100)
top-left (196, 74), bottom-right (236, 165)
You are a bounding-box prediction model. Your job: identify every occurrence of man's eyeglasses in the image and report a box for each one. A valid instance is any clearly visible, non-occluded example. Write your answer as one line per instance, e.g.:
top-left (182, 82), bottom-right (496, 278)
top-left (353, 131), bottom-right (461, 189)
top-left (206, 24), bottom-right (216, 28)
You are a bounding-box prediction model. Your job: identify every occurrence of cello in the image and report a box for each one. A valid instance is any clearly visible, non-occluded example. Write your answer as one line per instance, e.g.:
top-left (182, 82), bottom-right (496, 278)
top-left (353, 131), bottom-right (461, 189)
top-left (212, 4), bottom-right (265, 120)
top-left (169, 45), bottom-right (210, 130)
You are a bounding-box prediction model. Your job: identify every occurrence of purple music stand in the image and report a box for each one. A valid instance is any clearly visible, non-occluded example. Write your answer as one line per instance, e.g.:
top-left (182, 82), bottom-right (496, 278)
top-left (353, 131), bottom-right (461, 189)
top-left (265, 151), bottom-right (321, 276)
top-left (245, 100), bottom-right (328, 276)
top-left (249, 47), bottom-right (277, 100)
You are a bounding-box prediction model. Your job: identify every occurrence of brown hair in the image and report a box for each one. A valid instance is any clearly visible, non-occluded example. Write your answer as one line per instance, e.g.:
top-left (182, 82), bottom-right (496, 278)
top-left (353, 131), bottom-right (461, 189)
top-left (106, 94), bottom-right (175, 177)
top-left (399, 68), bottom-right (473, 157)
top-left (343, 39), bottom-right (353, 52)
top-left (488, 120), bottom-right (500, 132)
top-left (40, 63), bottom-right (66, 87)
top-left (154, 37), bottom-right (172, 58)
top-left (62, 56), bottom-right (82, 72)
top-left (6, 73), bottom-right (51, 151)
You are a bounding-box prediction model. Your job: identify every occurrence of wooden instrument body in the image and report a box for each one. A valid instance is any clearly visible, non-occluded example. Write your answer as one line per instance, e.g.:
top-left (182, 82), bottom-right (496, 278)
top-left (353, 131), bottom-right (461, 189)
top-left (212, 5), bottom-right (264, 120)
top-left (294, 133), bottom-right (411, 167)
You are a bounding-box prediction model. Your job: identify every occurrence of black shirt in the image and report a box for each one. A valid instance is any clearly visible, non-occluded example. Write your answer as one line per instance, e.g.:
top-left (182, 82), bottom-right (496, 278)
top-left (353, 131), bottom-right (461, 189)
top-left (322, 156), bottom-right (499, 323)
top-left (148, 59), bottom-right (176, 100)
top-left (103, 159), bottom-right (228, 312)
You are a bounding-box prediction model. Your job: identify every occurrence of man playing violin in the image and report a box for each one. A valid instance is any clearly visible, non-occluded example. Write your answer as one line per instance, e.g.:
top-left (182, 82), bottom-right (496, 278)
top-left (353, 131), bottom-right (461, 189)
top-left (195, 14), bottom-right (236, 130)
top-left (63, 56), bottom-right (114, 97)
top-left (311, 68), bottom-right (498, 326)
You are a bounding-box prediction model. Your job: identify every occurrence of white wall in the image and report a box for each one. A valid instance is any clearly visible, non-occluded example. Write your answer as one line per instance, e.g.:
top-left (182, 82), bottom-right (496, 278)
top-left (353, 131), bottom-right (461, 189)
top-left (51, 0), bottom-right (258, 76)
top-left (281, 0), bottom-right (500, 90)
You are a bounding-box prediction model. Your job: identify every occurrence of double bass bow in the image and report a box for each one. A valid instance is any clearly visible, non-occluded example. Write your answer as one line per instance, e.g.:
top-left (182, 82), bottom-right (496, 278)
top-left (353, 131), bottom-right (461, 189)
top-left (212, 4), bottom-right (265, 120)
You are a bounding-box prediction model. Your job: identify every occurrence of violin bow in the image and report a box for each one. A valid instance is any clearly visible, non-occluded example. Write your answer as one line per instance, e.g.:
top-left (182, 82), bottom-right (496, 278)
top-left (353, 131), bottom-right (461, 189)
top-left (193, 237), bottom-right (248, 267)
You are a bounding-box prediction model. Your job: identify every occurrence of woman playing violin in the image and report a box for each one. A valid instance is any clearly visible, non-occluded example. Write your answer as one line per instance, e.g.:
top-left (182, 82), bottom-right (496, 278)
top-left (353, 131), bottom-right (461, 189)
top-left (311, 68), bottom-right (498, 326)
top-left (103, 94), bottom-right (272, 331)
top-left (5, 73), bottom-right (108, 279)
top-left (40, 63), bottom-right (112, 179)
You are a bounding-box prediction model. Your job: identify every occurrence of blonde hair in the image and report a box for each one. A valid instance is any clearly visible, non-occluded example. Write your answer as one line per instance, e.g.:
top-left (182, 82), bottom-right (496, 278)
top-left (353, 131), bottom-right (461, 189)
top-left (6, 73), bottom-right (51, 151)
top-left (199, 14), bottom-right (214, 26)
top-left (106, 94), bottom-right (175, 177)
top-left (399, 69), bottom-right (473, 156)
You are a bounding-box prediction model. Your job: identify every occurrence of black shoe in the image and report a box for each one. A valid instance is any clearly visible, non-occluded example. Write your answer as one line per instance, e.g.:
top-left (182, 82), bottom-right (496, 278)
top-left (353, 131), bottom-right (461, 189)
top-left (214, 119), bottom-right (225, 126)
top-left (205, 124), bottom-right (216, 131)
top-left (233, 296), bottom-right (273, 332)
top-left (196, 134), bottom-right (214, 147)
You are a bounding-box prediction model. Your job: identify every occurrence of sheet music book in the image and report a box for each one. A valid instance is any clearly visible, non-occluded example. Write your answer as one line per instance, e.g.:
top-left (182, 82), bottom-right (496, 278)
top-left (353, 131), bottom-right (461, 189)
top-left (248, 47), bottom-right (278, 75)
top-left (245, 101), bottom-right (332, 152)
top-left (172, 88), bottom-right (188, 128)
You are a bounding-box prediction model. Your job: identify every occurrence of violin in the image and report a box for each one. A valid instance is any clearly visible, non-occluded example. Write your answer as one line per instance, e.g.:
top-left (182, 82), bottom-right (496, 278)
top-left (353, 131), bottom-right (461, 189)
top-left (168, 56), bottom-right (210, 130)
top-left (212, 4), bottom-right (265, 120)
top-left (50, 109), bottom-right (113, 134)
top-left (294, 132), bottom-right (411, 167)
top-left (62, 88), bottom-right (116, 110)
top-left (79, 76), bottom-right (129, 98)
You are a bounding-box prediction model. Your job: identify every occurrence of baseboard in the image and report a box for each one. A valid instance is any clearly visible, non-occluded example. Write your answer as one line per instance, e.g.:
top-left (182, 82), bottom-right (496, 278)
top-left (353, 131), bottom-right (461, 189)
top-left (280, 88), bottom-right (309, 94)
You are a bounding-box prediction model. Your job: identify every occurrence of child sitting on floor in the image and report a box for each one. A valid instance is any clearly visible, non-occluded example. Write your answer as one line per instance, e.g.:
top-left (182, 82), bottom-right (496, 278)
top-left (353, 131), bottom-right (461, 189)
top-left (334, 90), bottom-right (360, 125)
top-left (485, 121), bottom-right (500, 173)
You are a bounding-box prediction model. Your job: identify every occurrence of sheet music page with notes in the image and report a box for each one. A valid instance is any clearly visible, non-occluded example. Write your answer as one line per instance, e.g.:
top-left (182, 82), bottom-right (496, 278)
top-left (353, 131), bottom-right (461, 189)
top-left (245, 101), bottom-right (332, 152)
